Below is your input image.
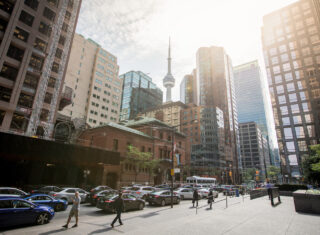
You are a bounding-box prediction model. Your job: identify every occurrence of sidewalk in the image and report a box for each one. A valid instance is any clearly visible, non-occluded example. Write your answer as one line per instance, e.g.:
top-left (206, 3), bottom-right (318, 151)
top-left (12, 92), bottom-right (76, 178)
top-left (2, 196), bottom-right (320, 235)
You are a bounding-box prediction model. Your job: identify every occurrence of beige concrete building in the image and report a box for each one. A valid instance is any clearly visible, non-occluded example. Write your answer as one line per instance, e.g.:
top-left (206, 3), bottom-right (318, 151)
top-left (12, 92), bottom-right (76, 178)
top-left (59, 34), bottom-right (122, 127)
top-left (139, 101), bottom-right (188, 132)
top-left (0, 0), bottom-right (81, 137)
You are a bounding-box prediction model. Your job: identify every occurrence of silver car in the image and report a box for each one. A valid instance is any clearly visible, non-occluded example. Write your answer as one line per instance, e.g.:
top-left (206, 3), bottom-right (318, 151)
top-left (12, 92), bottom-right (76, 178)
top-left (0, 187), bottom-right (28, 197)
top-left (130, 186), bottom-right (155, 200)
top-left (174, 188), bottom-right (194, 200)
top-left (49, 188), bottom-right (88, 204)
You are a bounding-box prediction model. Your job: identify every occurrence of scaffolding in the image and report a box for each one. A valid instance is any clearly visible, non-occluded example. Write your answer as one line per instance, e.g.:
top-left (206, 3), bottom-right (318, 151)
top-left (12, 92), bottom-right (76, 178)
top-left (26, 0), bottom-right (80, 139)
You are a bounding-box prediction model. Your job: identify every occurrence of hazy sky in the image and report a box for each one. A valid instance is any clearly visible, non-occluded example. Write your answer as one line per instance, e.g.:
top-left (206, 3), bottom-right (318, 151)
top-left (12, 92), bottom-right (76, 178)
top-left (76, 0), bottom-right (298, 101)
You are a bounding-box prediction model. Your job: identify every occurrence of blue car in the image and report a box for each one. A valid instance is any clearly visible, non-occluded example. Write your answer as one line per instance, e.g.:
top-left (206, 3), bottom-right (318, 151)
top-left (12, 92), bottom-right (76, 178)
top-left (0, 197), bottom-right (55, 227)
top-left (24, 194), bottom-right (68, 212)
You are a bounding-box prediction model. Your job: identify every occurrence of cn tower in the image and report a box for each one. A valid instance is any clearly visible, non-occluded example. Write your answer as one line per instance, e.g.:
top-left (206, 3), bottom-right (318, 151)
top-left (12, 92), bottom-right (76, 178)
top-left (163, 38), bottom-right (175, 102)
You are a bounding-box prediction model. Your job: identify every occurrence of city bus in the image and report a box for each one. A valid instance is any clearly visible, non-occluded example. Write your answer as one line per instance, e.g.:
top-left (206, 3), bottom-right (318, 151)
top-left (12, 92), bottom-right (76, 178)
top-left (186, 176), bottom-right (217, 186)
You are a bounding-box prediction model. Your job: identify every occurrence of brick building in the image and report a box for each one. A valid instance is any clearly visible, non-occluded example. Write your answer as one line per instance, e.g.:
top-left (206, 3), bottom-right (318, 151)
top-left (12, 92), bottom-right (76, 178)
top-left (77, 117), bottom-right (187, 188)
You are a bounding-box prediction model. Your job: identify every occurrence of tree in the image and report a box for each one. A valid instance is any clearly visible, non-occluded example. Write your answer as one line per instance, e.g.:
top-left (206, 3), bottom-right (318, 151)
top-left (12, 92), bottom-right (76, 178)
top-left (267, 166), bottom-right (280, 182)
top-left (121, 145), bottom-right (160, 183)
top-left (242, 168), bottom-right (257, 182)
top-left (302, 145), bottom-right (320, 183)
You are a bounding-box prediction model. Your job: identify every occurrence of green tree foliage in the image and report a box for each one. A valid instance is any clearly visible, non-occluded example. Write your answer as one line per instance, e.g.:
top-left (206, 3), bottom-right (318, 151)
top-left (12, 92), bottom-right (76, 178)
top-left (242, 168), bottom-right (257, 182)
top-left (122, 145), bottom-right (160, 182)
top-left (302, 145), bottom-right (320, 183)
top-left (267, 166), bottom-right (280, 182)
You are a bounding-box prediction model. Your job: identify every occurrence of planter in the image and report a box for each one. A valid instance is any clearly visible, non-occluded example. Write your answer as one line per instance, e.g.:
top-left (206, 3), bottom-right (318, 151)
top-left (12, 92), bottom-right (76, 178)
top-left (293, 190), bottom-right (320, 214)
top-left (279, 191), bottom-right (293, 197)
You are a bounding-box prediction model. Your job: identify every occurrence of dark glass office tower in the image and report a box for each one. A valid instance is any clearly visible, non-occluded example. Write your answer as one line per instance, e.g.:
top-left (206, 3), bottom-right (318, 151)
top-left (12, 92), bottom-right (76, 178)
top-left (262, 0), bottom-right (320, 179)
top-left (120, 71), bottom-right (163, 121)
top-left (193, 46), bottom-right (240, 183)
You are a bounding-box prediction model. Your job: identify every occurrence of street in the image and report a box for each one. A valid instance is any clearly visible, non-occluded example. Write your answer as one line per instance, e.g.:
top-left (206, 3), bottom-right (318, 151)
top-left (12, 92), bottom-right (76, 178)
top-left (1, 195), bottom-right (319, 235)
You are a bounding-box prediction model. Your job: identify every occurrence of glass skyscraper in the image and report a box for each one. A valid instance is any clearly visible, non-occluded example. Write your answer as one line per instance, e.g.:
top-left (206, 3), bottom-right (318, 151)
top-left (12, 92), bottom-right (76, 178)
top-left (120, 71), bottom-right (162, 121)
top-left (234, 60), bottom-right (280, 166)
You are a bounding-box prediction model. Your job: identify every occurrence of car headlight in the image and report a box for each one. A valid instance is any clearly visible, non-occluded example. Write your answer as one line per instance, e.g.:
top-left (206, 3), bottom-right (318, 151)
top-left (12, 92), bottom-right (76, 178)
top-left (50, 209), bottom-right (54, 212)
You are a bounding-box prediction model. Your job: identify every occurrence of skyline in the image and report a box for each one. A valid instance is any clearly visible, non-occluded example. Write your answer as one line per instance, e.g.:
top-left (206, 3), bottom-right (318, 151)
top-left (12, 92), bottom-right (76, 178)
top-left (76, 0), bottom-right (298, 101)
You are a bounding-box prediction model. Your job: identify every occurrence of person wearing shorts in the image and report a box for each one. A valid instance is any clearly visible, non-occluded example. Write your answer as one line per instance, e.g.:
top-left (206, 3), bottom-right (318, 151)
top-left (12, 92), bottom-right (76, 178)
top-left (62, 191), bottom-right (81, 228)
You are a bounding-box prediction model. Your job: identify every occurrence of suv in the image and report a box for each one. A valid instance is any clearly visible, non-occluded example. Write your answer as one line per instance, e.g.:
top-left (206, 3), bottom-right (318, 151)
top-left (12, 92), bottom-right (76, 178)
top-left (0, 187), bottom-right (28, 198)
top-left (49, 188), bottom-right (88, 204)
top-left (88, 186), bottom-right (112, 204)
top-left (130, 186), bottom-right (155, 200)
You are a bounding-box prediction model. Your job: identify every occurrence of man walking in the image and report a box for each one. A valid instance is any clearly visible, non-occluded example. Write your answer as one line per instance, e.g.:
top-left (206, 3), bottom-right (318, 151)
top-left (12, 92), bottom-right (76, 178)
top-left (111, 192), bottom-right (124, 228)
top-left (62, 191), bottom-right (81, 228)
top-left (208, 189), bottom-right (214, 209)
top-left (192, 189), bottom-right (199, 208)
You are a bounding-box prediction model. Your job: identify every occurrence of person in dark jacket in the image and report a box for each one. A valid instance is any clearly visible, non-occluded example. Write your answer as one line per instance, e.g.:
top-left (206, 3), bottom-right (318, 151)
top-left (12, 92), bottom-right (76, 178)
top-left (111, 192), bottom-right (124, 228)
top-left (208, 190), bottom-right (214, 209)
top-left (192, 189), bottom-right (199, 207)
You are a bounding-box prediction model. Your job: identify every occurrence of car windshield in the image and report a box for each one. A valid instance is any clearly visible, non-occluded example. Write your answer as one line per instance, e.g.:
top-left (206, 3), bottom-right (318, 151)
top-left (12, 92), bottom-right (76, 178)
top-left (131, 187), bottom-right (140, 191)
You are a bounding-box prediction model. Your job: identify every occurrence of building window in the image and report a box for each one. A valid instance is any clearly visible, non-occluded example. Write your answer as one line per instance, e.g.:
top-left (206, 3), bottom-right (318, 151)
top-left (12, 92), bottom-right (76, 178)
top-left (17, 93), bottom-right (34, 108)
top-left (43, 7), bottom-right (55, 21)
top-left (0, 86), bottom-right (12, 102)
top-left (62, 23), bottom-right (68, 32)
top-left (48, 77), bottom-right (56, 88)
top-left (33, 38), bottom-right (47, 53)
top-left (29, 54), bottom-right (44, 71)
top-left (292, 115), bottom-right (302, 124)
top-left (47, 0), bottom-right (59, 7)
top-left (7, 45), bottom-right (24, 61)
top-left (284, 128), bottom-right (293, 139)
top-left (24, 0), bottom-right (39, 10)
top-left (19, 10), bottom-right (34, 27)
top-left (113, 139), bottom-right (118, 151)
top-left (295, 126), bottom-right (305, 138)
top-left (23, 73), bottom-right (39, 89)
top-left (0, 110), bottom-right (5, 125)
top-left (291, 104), bottom-right (300, 114)
top-left (0, 18), bottom-right (7, 32)
top-left (39, 22), bottom-right (51, 36)
top-left (0, 64), bottom-right (18, 81)
top-left (13, 27), bottom-right (29, 42)
top-left (59, 35), bottom-right (65, 46)
top-left (44, 92), bottom-right (52, 104)
top-left (10, 113), bottom-right (28, 131)
top-left (40, 109), bottom-right (49, 121)
top-left (52, 62), bottom-right (59, 73)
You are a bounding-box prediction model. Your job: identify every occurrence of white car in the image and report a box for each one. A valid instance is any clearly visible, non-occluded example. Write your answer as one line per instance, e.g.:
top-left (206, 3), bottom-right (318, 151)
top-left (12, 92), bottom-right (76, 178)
top-left (198, 188), bottom-right (218, 199)
top-left (174, 188), bottom-right (194, 200)
top-left (130, 186), bottom-right (155, 200)
top-left (49, 188), bottom-right (88, 204)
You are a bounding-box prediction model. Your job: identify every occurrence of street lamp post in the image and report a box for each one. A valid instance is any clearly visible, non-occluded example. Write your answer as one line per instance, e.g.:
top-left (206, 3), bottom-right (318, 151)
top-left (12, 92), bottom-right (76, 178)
top-left (170, 127), bottom-right (174, 208)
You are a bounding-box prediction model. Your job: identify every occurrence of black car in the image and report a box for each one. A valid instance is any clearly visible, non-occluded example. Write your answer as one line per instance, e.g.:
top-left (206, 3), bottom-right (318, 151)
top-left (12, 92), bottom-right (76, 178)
top-left (147, 190), bottom-right (180, 206)
top-left (88, 186), bottom-right (112, 204)
top-left (31, 186), bottom-right (63, 195)
top-left (89, 189), bottom-right (117, 206)
top-left (96, 193), bottom-right (145, 212)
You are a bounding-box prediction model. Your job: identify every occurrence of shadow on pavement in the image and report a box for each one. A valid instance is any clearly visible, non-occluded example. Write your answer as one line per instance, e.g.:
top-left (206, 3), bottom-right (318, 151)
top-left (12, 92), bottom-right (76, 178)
top-left (39, 228), bottom-right (66, 235)
top-left (88, 225), bottom-right (123, 234)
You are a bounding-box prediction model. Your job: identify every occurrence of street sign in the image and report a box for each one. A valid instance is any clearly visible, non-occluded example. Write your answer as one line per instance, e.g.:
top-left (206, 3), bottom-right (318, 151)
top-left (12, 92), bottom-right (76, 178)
top-left (174, 168), bottom-right (180, 173)
top-left (171, 169), bottom-right (174, 176)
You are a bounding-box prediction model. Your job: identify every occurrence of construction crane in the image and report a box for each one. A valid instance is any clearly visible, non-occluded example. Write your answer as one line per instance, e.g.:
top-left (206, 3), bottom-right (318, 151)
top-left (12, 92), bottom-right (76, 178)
top-left (26, 0), bottom-right (80, 139)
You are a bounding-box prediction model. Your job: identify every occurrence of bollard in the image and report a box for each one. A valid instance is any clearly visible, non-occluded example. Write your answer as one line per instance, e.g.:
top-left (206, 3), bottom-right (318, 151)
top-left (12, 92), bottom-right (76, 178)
top-left (226, 194), bottom-right (228, 208)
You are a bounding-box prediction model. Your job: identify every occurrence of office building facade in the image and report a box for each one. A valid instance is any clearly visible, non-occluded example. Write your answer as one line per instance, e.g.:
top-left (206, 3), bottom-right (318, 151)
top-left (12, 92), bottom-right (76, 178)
top-left (119, 71), bottom-right (162, 121)
top-left (0, 0), bottom-right (81, 137)
top-left (234, 60), bottom-right (280, 166)
top-left (239, 122), bottom-right (271, 179)
top-left (59, 33), bottom-right (122, 127)
top-left (180, 69), bottom-right (197, 105)
top-left (262, 0), bottom-right (320, 177)
top-left (194, 46), bottom-right (240, 183)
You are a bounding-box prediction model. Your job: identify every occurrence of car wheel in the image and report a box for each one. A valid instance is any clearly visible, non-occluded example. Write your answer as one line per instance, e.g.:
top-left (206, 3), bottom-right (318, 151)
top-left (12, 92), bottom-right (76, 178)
top-left (176, 198), bottom-right (180, 204)
top-left (36, 213), bottom-right (49, 225)
top-left (139, 203), bottom-right (144, 210)
top-left (55, 203), bottom-right (63, 212)
top-left (161, 199), bottom-right (166, 207)
top-left (180, 195), bottom-right (184, 200)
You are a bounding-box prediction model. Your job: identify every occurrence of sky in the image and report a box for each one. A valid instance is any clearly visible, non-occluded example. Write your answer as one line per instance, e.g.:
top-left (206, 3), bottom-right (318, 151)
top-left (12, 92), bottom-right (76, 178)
top-left (76, 0), bottom-right (298, 102)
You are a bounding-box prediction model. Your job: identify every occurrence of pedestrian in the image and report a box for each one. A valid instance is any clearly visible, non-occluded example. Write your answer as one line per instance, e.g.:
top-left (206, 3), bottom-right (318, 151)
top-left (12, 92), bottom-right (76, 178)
top-left (266, 180), bottom-right (272, 200)
top-left (208, 190), bottom-right (214, 209)
top-left (111, 192), bottom-right (124, 228)
top-left (62, 191), bottom-right (81, 228)
top-left (192, 189), bottom-right (199, 208)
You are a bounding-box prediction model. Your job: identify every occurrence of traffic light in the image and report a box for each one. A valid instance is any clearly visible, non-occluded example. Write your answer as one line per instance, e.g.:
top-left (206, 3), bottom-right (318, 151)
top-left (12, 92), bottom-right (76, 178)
top-left (256, 170), bottom-right (259, 175)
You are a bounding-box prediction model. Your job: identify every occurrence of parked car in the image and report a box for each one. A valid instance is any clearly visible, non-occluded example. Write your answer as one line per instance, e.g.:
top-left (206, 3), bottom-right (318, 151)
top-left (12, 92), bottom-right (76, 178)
top-left (174, 188), bottom-right (194, 200)
top-left (0, 187), bottom-right (28, 198)
top-left (96, 193), bottom-right (145, 212)
top-left (30, 186), bottom-right (63, 195)
top-left (130, 186), bottom-right (155, 200)
top-left (0, 197), bottom-right (55, 227)
top-left (23, 194), bottom-right (68, 211)
top-left (198, 188), bottom-right (218, 198)
top-left (49, 188), bottom-right (88, 204)
top-left (147, 190), bottom-right (180, 206)
top-left (120, 187), bottom-right (133, 193)
top-left (89, 189), bottom-right (117, 206)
